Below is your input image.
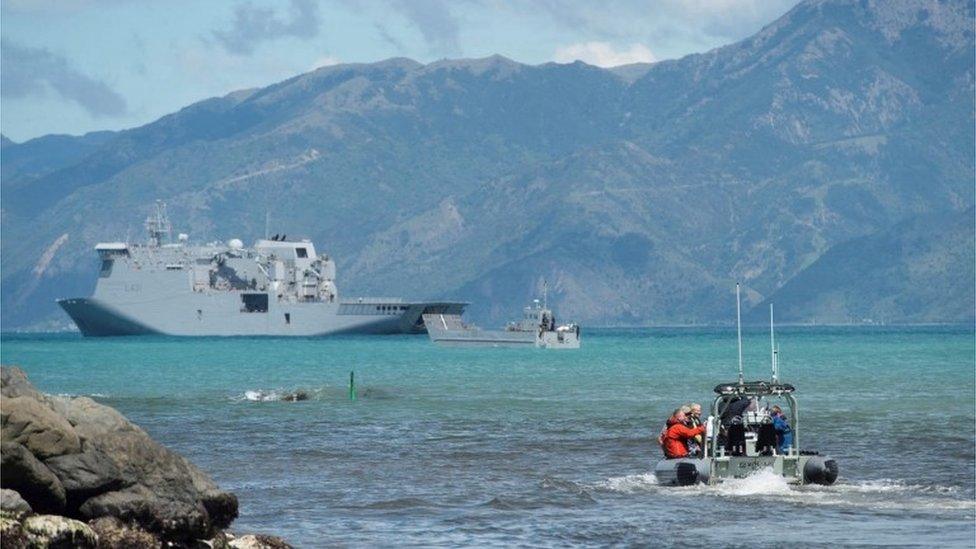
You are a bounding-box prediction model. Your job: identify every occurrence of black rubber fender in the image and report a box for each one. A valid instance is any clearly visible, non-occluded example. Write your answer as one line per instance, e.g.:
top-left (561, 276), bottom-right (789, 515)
top-left (804, 456), bottom-right (839, 485)
top-left (675, 462), bottom-right (700, 486)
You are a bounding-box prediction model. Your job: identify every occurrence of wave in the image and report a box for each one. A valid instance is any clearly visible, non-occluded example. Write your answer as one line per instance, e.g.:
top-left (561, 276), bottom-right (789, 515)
top-left (483, 477), bottom-right (597, 510)
top-left (359, 497), bottom-right (438, 510)
top-left (53, 392), bottom-right (111, 399)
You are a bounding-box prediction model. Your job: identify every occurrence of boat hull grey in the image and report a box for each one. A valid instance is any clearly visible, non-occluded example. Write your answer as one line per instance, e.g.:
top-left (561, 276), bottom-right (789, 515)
top-left (653, 454), bottom-right (838, 486)
top-left (60, 296), bottom-right (464, 337)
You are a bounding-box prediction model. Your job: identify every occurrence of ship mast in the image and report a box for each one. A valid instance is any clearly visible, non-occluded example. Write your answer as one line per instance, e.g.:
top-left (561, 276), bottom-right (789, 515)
top-left (145, 200), bottom-right (171, 247)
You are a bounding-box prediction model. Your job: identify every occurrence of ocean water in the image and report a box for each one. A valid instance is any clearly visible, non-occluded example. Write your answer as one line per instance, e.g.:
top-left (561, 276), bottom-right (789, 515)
top-left (1, 326), bottom-right (973, 547)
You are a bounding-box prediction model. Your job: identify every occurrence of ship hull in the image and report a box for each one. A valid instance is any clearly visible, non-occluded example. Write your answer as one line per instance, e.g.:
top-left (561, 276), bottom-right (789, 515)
top-left (58, 296), bottom-right (465, 337)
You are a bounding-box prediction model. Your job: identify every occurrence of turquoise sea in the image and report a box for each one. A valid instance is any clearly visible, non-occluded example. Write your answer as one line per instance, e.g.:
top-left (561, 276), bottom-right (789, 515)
top-left (2, 326), bottom-right (974, 547)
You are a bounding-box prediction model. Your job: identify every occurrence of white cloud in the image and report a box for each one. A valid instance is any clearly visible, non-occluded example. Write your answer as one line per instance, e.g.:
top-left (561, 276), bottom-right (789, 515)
top-left (310, 56), bottom-right (342, 70)
top-left (552, 42), bottom-right (657, 67)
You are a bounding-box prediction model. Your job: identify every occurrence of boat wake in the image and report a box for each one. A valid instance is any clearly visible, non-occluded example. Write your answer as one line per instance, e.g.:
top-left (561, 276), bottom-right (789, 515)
top-left (711, 468), bottom-right (793, 497)
top-left (591, 469), bottom-right (971, 512)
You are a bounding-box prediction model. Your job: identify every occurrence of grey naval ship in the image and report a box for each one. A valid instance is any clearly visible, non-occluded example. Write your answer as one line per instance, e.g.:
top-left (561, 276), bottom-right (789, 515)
top-left (58, 202), bottom-right (466, 337)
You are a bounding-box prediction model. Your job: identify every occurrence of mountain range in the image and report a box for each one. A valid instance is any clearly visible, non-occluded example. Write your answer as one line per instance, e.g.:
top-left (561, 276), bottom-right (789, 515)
top-left (1, 0), bottom-right (973, 330)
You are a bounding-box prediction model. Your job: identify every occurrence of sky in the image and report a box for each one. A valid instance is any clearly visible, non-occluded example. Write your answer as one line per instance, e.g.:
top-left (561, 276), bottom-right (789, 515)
top-left (1, 0), bottom-right (798, 142)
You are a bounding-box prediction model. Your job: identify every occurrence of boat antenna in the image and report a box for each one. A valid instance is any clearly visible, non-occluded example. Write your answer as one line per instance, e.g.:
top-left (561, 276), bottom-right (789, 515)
top-left (770, 302), bottom-right (778, 383)
top-left (736, 282), bottom-right (744, 385)
top-left (264, 210), bottom-right (270, 240)
top-left (543, 279), bottom-right (548, 309)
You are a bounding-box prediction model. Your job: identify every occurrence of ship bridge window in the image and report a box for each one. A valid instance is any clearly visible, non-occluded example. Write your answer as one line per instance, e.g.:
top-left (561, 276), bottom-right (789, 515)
top-left (296, 247), bottom-right (308, 259)
top-left (241, 293), bottom-right (269, 313)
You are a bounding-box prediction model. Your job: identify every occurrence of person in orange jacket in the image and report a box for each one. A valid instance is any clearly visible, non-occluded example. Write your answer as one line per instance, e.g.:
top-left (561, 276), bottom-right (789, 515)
top-left (657, 405), bottom-right (689, 447)
top-left (662, 408), bottom-right (707, 459)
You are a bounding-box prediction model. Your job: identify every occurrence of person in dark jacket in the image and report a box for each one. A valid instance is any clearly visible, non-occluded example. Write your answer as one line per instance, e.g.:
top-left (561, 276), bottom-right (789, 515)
top-left (720, 396), bottom-right (755, 426)
top-left (684, 403), bottom-right (704, 457)
top-left (770, 405), bottom-right (793, 454)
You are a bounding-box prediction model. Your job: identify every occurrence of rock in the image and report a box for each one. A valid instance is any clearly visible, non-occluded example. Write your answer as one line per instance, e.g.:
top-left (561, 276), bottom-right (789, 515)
top-left (0, 367), bottom-right (42, 401)
top-left (79, 483), bottom-right (230, 543)
top-left (0, 367), bottom-right (241, 544)
top-left (22, 514), bottom-right (97, 548)
top-left (88, 516), bottom-right (161, 549)
top-left (1, 396), bottom-right (81, 459)
top-left (0, 489), bottom-right (32, 516)
top-left (0, 513), bottom-right (29, 549)
top-left (281, 390), bottom-right (308, 402)
top-left (49, 394), bottom-right (239, 539)
top-left (54, 397), bottom-right (141, 442)
top-left (0, 441), bottom-right (66, 514)
top-left (200, 490), bottom-right (239, 531)
top-left (43, 446), bottom-right (125, 511)
top-left (228, 533), bottom-right (293, 549)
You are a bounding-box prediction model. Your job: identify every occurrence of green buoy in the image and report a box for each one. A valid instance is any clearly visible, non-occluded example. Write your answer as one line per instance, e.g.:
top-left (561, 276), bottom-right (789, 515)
top-left (349, 371), bottom-right (356, 401)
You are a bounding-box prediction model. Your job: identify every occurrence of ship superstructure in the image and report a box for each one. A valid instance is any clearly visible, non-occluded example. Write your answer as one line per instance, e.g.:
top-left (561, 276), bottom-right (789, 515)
top-left (58, 202), bottom-right (466, 336)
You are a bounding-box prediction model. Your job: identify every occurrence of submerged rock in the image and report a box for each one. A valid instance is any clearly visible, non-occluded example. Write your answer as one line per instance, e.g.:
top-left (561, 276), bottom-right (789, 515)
top-left (281, 390), bottom-right (309, 402)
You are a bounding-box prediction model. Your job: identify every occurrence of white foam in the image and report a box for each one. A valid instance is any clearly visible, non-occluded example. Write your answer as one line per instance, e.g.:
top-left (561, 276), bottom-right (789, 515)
top-left (830, 479), bottom-right (959, 495)
top-left (594, 473), bottom-right (659, 493)
top-left (243, 389), bottom-right (280, 402)
top-left (712, 468), bottom-right (793, 497)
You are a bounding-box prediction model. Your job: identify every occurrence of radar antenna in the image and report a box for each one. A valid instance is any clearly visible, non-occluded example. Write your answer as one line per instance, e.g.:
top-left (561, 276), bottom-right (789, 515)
top-left (736, 282), bottom-right (744, 385)
top-left (145, 200), bottom-right (171, 247)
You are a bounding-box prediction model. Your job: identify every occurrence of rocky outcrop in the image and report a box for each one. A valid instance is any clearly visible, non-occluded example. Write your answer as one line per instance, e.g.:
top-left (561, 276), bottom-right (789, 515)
top-left (228, 533), bottom-right (293, 549)
top-left (1, 396), bottom-right (81, 459)
top-left (1, 489), bottom-right (32, 516)
top-left (1, 441), bottom-right (66, 514)
top-left (0, 366), bottom-right (288, 548)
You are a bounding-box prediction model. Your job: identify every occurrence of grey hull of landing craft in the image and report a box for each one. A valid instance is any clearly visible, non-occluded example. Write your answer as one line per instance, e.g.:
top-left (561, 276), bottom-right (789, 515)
top-left (423, 297), bottom-right (580, 349)
top-left (58, 202), bottom-right (466, 337)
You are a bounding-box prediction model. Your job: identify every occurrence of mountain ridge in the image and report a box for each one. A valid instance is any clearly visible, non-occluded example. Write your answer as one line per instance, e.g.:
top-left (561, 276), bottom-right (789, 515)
top-left (1, 0), bottom-right (973, 329)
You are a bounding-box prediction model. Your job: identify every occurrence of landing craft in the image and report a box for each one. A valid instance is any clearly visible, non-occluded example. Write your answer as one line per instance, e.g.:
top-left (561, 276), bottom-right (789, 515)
top-left (58, 201), bottom-right (466, 336)
top-left (423, 281), bottom-right (580, 348)
top-left (654, 286), bottom-right (838, 486)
